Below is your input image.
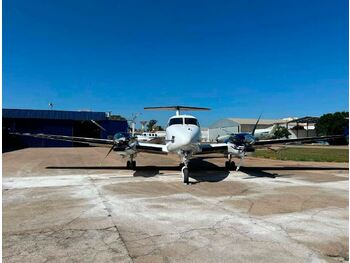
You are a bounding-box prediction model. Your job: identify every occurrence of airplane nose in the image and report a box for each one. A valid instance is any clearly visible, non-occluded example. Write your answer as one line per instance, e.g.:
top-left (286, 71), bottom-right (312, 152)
top-left (167, 126), bottom-right (200, 152)
top-left (177, 134), bottom-right (192, 146)
top-left (178, 128), bottom-right (199, 145)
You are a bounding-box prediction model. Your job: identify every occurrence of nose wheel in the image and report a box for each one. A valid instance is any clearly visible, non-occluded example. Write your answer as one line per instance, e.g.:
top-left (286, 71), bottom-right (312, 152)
top-left (182, 166), bottom-right (189, 184)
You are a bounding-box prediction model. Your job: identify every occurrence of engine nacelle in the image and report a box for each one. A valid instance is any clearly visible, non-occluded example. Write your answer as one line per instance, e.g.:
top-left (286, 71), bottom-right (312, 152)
top-left (227, 143), bottom-right (245, 157)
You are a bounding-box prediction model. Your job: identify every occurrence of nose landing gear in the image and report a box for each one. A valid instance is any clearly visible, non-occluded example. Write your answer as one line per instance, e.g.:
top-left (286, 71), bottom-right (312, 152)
top-left (181, 151), bottom-right (191, 184)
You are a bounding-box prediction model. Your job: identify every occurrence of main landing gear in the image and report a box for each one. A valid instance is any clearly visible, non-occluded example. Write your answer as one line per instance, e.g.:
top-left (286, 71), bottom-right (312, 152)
top-left (182, 166), bottom-right (189, 184)
top-left (225, 155), bottom-right (236, 170)
top-left (126, 155), bottom-right (136, 170)
top-left (126, 160), bottom-right (136, 170)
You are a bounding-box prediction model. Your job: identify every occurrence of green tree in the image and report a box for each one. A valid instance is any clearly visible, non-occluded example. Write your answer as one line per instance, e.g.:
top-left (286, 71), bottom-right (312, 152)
top-left (316, 112), bottom-right (348, 145)
top-left (153, 125), bottom-right (164, 131)
top-left (315, 112), bottom-right (348, 136)
top-left (273, 126), bottom-right (291, 139)
top-left (147, 119), bottom-right (157, 131)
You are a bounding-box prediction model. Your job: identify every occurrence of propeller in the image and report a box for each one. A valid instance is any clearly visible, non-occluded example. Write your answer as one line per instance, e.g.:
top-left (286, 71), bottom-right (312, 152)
top-left (99, 133), bottom-right (130, 165)
top-left (102, 144), bottom-right (116, 161)
top-left (100, 143), bottom-right (117, 165)
top-left (229, 114), bottom-right (262, 171)
top-left (251, 113), bottom-right (262, 136)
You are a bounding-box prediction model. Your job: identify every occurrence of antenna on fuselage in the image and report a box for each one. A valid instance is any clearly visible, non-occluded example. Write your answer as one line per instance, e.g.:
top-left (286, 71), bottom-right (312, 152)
top-left (144, 106), bottom-right (211, 116)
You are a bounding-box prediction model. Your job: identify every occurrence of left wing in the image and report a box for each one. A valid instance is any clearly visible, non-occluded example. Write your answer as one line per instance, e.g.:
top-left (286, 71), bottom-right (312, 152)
top-left (254, 135), bottom-right (344, 146)
top-left (9, 132), bottom-right (114, 147)
top-left (197, 134), bottom-right (344, 155)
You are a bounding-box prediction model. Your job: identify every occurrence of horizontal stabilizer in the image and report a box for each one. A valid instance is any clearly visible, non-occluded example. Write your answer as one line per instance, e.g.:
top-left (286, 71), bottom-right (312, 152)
top-left (144, 106), bottom-right (210, 111)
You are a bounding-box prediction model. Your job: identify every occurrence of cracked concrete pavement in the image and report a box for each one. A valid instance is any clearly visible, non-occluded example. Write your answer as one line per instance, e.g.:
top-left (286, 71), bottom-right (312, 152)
top-left (3, 147), bottom-right (349, 262)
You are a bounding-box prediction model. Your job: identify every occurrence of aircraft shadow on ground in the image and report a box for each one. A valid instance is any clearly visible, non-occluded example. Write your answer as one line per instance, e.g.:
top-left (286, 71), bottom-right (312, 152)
top-left (46, 159), bottom-right (230, 183)
top-left (239, 166), bottom-right (348, 180)
top-left (46, 160), bottom-right (348, 182)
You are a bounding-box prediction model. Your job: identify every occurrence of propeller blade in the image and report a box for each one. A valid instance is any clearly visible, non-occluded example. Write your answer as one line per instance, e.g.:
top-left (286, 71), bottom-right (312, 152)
top-left (236, 155), bottom-right (245, 171)
top-left (91, 120), bottom-right (106, 131)
top-left (100, 144), bottom-right (115, 165)
top-left (252, 113), bottom-right (262, 136)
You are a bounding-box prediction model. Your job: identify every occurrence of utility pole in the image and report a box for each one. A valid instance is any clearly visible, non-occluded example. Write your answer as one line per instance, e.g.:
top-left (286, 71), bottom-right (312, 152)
top-left (140, 121), bottom-right (147, 132)
top-left (128, 113), bottom-right (141, 137)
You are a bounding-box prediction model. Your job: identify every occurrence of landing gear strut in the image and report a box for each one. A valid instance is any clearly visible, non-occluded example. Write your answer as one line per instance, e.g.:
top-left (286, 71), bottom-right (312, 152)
top-left (225, 155), bottom-right (236, 170)
top-left (181, 151), bottom-right (191, 184)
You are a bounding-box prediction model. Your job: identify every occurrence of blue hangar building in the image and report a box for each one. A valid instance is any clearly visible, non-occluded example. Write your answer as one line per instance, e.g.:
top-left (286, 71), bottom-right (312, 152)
top-left (3, 108), bottom-right (128, 149)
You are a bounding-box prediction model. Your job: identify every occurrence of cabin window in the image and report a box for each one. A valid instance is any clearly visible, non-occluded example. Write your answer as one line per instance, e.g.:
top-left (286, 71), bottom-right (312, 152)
top-left (169, 118), bottom-right (183, 126)
top-left (185, 118), bottom-right (199, 126)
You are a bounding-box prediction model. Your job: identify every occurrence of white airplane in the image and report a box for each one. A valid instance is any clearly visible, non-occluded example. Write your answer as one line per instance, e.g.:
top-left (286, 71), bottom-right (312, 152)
top-left (136, 132), bottom-right (165, 142)
top-left (11, 106), bottom-right (343, 184)
top-left (216, 124), bottom-right (279, 143)
top-left (254, 124), bottom-right (279, 139)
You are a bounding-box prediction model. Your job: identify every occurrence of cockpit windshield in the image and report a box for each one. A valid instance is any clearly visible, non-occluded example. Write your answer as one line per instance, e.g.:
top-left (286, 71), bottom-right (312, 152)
top-left (169, 118), bottom-right (183, 126)
top-left (168, 117), bottom-right (199, 126)
top-left (185, 118), bottom-right (199, 126)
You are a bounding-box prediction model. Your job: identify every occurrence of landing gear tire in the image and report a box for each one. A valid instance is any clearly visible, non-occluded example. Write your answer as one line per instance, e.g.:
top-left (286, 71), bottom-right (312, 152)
top-left (182, 167), bottom-right (189, 185)
top-left (225, 161), bottom-right (236, 170)
top-left (127, 160), bottom-right (136, 170)
top-left (131, 160), bottom-right (136, 170)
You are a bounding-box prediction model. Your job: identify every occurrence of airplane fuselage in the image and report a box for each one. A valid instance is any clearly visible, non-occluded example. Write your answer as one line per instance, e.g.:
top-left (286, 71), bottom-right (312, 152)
top-left (165, 114), bottom-right (201, 152)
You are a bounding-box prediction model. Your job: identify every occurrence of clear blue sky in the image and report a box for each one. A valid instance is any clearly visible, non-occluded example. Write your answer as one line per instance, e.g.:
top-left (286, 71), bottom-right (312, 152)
top-left (3, 0), bottom-right (349, 126)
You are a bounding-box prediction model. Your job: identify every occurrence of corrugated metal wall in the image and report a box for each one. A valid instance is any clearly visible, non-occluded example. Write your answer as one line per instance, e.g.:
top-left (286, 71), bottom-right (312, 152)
top-left (3, 109), bottom-right (106, 121)
top-left (5, 119), bottom-right (74, 147)
top-left (3, 109), bottom-right (128, 149)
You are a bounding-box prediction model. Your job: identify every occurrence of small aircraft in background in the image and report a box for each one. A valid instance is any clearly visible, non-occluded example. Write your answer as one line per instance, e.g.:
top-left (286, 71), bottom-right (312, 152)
top-left (11, 106), bottom-right (343, 184)
top-left (216, 124), bottom-right (279, 143)
top-left (136, 131), bottom-right (166, 142)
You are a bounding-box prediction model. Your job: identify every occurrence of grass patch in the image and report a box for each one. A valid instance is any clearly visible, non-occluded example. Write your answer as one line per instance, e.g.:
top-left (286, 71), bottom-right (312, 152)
top-left (253, 147), bottom-right (349, 162)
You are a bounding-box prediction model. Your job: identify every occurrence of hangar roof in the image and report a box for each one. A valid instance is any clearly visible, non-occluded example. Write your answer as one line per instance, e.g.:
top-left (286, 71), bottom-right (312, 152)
top-left (227, 118), bottom-right (282, 125)
top-left (285, 116), bottom-right (319, 124)
top-left (209, 119), bottom-right (240, 129)
top-left (3, 108), bottom-right (107, 121)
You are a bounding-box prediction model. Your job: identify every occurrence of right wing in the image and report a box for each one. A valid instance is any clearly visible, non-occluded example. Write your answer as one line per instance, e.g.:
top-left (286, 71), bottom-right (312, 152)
top-left (136, 142), bottom-right (168, 154)
top-left (10, 132), bottom-right (169, 154)
top-left (199, 143), bottom-right (228, 154)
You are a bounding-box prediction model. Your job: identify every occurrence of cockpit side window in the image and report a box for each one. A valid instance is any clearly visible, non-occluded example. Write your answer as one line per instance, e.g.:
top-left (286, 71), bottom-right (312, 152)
top-left (185, 118), bottom-right (199, 126)
top-left (169, 118), bottom-right (183, 126)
